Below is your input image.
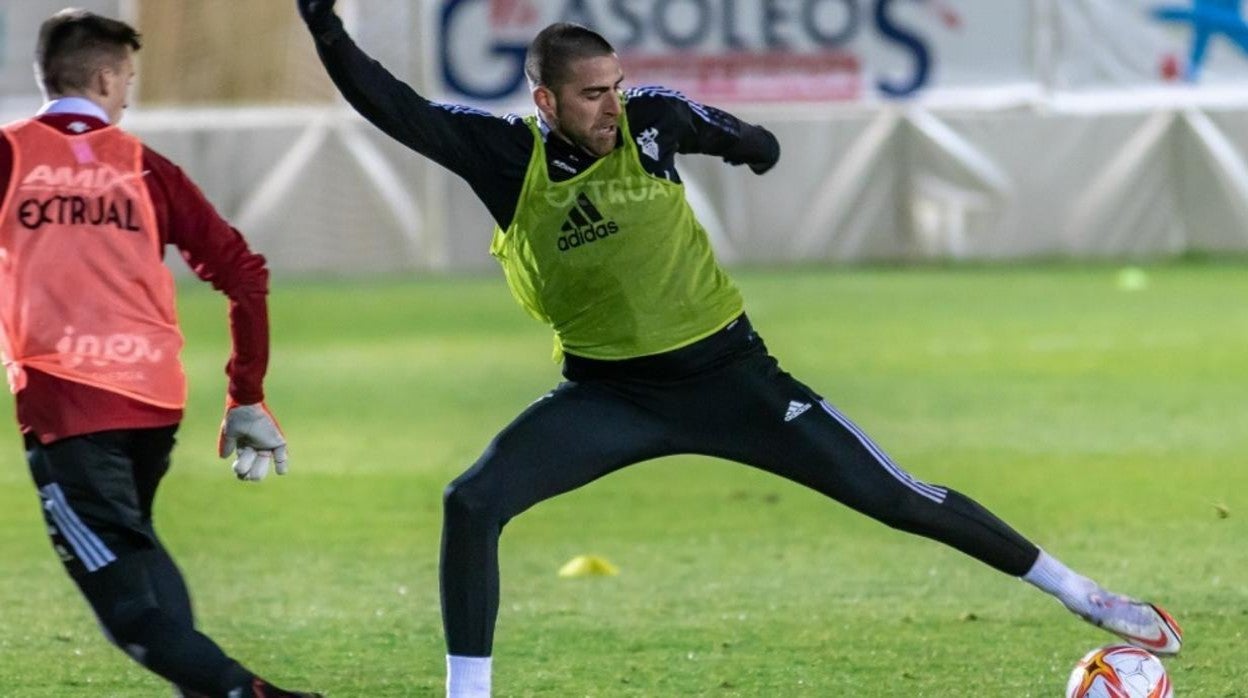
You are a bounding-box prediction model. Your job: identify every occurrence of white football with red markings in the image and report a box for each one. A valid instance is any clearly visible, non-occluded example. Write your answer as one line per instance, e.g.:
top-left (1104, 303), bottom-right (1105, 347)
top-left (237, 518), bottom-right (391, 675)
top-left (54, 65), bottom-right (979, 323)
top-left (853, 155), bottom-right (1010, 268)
top-left (1065, 644), bottom-right (1172, 698)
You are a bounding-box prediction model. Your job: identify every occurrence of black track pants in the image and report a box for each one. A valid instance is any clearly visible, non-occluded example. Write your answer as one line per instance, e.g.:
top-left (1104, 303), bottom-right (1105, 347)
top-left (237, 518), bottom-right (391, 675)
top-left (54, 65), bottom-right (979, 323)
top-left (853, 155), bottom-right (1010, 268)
top-left (441, 319), bottom-right (1040, 656)
top-left (27, 428), bottom-right (254, 696)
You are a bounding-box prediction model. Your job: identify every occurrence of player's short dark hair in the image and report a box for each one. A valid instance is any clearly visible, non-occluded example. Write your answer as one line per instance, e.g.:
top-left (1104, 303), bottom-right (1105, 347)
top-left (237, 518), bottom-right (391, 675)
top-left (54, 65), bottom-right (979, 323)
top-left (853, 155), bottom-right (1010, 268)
top-left (524, 23), bottom-right (616, 90)
top-left (36, 9), bottom-right (142, 95)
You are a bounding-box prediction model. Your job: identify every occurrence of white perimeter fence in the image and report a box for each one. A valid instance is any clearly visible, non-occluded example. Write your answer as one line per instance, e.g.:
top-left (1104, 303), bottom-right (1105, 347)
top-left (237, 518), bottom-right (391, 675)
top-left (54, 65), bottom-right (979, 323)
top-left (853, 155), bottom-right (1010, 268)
top-left (4, 1), bottom-right (1248, 272)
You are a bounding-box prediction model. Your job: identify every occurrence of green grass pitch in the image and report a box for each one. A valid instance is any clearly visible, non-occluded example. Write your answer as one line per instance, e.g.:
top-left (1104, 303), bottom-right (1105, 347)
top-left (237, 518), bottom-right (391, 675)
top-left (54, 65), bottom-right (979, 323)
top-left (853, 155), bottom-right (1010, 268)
top-left (1, 262), bottom-right (1245, 696)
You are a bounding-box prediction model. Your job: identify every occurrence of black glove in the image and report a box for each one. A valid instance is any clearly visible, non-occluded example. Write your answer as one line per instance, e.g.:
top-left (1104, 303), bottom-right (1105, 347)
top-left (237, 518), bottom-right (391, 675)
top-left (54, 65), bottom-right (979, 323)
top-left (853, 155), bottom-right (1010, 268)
top-left (297, 0), bottom-right (342, 41)
top-left (725, 128), bottom-right (780, 175)
top-left (297, 0), bottom-right (335, 24)
top-left (747, 159), bottom-right (776, 176)
top-left (725, 157), bottom-right (774, 175)
top-left (751, 130), bottom-right (781, 174)
top-left (726, 153), bottom-right (778, 175)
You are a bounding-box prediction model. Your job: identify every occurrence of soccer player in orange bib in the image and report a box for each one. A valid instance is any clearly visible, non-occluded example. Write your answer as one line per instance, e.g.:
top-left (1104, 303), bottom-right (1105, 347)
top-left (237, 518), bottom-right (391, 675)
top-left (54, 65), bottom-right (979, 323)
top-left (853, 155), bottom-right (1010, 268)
top-left (0, 10), bottom-right (319, 698)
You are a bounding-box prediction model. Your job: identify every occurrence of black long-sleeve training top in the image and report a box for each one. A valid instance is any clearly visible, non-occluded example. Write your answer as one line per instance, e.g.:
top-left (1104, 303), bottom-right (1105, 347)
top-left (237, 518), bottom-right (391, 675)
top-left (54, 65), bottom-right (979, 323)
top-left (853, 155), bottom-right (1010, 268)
top-left (304, 13), bottom-right (781, 231)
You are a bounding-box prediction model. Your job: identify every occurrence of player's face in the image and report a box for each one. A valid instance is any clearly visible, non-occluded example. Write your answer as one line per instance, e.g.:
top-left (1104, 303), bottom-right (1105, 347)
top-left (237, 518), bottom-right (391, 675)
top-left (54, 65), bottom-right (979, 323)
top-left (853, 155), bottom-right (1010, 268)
top-left (98, 50), bottom-right (135, 124)
top-left (549, 54), bottom-right (623, 158)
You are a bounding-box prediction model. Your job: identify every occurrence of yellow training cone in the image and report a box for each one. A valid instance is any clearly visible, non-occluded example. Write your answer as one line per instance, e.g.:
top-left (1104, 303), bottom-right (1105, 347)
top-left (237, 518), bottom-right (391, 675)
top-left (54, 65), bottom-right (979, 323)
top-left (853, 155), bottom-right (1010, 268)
top-left (557, 554), bottom-right (620, 578)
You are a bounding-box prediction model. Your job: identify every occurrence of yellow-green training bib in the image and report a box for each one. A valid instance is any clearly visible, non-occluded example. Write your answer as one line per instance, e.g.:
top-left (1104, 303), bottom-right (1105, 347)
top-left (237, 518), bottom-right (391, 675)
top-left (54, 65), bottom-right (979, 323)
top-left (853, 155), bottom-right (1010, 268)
top-left (490, 109), bottom-right (743, 360)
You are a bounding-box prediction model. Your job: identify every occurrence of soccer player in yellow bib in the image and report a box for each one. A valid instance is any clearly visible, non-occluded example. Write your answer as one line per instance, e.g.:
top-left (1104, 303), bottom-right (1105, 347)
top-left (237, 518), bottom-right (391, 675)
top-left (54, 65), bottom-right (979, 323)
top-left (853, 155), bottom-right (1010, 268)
top-left (296, 3), bottom-right (1182, 695)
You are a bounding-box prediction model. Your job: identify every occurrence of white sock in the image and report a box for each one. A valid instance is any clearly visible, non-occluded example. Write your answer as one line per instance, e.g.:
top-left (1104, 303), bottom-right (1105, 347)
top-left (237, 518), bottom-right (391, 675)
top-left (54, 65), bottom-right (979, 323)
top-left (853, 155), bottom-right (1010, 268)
top-left (446, 655), bottom-right (492, 698)
top-left (1022, 549), bottom-right (1100, 616)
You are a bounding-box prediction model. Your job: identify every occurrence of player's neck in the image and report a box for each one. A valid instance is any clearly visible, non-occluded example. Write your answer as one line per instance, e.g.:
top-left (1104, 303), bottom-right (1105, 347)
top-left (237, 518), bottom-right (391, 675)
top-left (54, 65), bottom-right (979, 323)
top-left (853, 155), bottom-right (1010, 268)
top-left (548, 128), bottom-right (600, 160)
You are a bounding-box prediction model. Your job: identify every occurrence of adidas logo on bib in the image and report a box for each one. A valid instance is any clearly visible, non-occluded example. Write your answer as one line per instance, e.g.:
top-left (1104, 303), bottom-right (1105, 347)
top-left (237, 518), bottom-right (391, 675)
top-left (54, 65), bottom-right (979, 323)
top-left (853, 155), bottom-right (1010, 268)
top-left (557, 192), bottom-right (620, 252)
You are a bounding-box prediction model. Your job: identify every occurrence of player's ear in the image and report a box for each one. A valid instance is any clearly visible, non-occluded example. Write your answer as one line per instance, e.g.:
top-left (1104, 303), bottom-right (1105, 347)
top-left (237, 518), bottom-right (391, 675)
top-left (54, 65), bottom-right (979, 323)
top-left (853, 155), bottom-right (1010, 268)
top-left (532, 84), bottom-right (556, 116)
top-left (91, 65), bottom-right (110, 99)
top-left (94, 63), bottom-right (118, 100)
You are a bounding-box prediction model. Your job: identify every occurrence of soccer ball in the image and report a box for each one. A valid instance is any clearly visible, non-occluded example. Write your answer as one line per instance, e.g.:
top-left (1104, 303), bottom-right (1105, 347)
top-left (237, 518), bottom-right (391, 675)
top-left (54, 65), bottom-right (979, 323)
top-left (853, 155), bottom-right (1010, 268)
top-left (1065, 644), bottom-right (1172, 698)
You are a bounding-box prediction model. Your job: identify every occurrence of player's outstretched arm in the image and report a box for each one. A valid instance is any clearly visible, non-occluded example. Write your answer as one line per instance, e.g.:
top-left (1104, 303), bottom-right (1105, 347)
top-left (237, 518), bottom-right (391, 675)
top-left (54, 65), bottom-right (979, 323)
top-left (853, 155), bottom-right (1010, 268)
top-left (294, 0), bottom-right (522, 179)
top-left (296, 0), bottom-right (426, 148)
top-left (630, 88), bottom-right (781, 175)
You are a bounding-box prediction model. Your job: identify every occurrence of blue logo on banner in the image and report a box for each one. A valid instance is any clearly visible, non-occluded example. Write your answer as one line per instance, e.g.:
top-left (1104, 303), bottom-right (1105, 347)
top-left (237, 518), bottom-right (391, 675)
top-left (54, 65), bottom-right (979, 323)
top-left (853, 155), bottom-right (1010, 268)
top-left (1153, 0), bottom-right (1248, 80)
top-left (439, 0), bottom-right (942, 101)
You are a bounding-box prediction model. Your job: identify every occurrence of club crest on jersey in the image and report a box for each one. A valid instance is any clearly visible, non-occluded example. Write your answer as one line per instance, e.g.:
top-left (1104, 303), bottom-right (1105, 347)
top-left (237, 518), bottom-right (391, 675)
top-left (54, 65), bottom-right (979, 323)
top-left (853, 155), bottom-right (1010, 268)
top-left (636, 127), bottom-right (660, 161)
top-left (557, 192), bottom-right (619, 252)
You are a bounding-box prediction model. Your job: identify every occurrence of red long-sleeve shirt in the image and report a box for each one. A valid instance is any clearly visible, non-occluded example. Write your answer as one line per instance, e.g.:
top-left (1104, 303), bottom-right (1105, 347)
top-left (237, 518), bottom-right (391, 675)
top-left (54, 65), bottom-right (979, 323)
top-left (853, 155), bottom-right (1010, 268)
top-left (1, 112), bottom-right (270, 444)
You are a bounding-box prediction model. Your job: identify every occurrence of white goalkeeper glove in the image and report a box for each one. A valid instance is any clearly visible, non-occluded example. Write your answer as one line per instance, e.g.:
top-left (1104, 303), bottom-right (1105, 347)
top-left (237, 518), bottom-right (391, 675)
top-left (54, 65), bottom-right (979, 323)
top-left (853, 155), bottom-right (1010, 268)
top-left (218, 401), bottom-right (288, 481)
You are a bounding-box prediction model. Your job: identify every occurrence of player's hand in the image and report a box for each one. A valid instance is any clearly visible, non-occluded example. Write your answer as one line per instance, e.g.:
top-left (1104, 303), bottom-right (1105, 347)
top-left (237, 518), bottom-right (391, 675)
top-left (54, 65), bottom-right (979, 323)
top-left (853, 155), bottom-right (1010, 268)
top-left (298, 0), bottom-right (344, 43)
top-left (725, 157), bottom-right (776, 175)
top-left (728, 130), bottom-right (780, 175)
top-left (298, 0), bottom-right (336, 22)
top-left (218, 402), bottom-right (289, 481)
top-left (747, 160), bottom-right (775, 175)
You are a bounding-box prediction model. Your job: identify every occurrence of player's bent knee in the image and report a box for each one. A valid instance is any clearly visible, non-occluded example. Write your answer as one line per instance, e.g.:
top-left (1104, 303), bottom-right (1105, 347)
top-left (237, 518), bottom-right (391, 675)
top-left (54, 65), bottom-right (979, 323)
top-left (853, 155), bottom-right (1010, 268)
top-left (94, 597), bottom-right (162, 651)
top-left (76, 556), bottom-right (163, 647)
top-left (443, 478), bottom-right (501, 522)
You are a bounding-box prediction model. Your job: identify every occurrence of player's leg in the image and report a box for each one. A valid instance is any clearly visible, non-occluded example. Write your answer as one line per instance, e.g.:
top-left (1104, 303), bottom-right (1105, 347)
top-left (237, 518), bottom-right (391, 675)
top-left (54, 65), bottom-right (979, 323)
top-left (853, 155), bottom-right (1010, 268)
top-left (678, 351), bottom-right (1180, 654)
top-left (130, 429), bottom-right (194, 627)
top-left (441, 381), bottom-right (675, 697)
top-left (28, 429), bottom-right (251, 693)
top-left (671, 352), bottom-right (1037, 573)
top-left (26, 429), bottom-right (322, 697)
top-left (128, 428), bottom-right (320, 698)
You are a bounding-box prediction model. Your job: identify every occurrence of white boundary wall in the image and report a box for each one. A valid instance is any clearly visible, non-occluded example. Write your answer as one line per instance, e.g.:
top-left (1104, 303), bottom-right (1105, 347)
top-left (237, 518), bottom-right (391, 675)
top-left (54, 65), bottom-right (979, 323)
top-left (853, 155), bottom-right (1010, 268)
top-left (120, 97), bottom-right (1248, 272)
top-left (4, 1), bottom-right (1248, 272)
